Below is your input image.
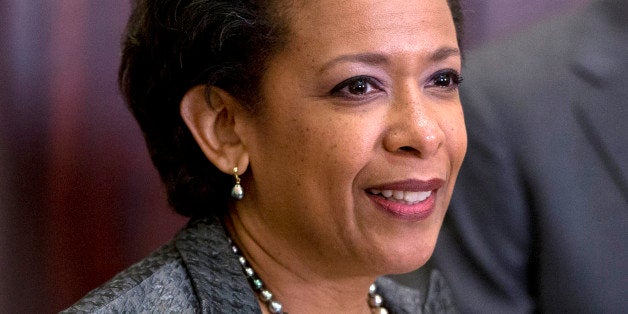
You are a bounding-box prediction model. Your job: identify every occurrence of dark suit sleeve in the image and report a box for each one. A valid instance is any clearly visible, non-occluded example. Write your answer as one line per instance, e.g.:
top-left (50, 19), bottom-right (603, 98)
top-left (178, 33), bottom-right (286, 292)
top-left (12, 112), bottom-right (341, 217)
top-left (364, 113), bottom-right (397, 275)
top-left (432, 72), bottom-right (534, 313)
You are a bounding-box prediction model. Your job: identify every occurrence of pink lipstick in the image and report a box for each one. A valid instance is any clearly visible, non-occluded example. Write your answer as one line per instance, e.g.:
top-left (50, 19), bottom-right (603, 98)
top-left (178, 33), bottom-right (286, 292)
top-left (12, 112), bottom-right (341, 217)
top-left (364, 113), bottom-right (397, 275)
top-left (366, 179), bottom-right (443, 221)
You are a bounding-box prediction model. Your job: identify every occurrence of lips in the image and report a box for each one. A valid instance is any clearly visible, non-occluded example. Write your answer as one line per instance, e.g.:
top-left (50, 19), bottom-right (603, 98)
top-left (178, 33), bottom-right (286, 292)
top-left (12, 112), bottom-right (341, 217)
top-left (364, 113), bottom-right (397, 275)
top-left (368, 189), bottom-right (432, 204)
top-left (365, 179), bottom-right (443, 221)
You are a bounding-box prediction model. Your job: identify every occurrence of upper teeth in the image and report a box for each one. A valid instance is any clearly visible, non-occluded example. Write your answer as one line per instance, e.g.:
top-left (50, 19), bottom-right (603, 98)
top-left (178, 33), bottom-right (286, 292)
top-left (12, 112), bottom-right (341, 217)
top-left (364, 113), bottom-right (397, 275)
top-left (369, 189), bottom-right (432, 203)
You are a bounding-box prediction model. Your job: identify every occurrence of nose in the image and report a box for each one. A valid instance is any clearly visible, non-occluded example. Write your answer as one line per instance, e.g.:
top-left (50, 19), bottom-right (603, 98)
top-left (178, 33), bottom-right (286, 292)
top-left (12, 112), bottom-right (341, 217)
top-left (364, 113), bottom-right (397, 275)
top-left (383, 91), bottom-right (445, 158)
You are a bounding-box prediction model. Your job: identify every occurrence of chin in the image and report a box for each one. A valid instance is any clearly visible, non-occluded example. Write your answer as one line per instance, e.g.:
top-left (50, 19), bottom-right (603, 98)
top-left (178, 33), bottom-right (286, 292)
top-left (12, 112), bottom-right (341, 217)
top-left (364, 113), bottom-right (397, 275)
top-left (394, 251), bottom-right (434, 274)
top-left (371, 239), bottom-right (437, 275)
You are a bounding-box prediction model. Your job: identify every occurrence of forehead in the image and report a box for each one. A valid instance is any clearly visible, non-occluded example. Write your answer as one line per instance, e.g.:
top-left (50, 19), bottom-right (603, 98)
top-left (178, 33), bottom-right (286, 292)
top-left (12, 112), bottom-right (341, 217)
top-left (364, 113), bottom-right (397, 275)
top-left (278, 0), bottom-right (457, 59)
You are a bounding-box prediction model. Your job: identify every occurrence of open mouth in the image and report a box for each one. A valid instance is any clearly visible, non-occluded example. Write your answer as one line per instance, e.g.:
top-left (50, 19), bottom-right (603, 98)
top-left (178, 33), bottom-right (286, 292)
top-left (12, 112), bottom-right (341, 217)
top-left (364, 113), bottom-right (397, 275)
top-left (367, 189), bottom-right (432, 204)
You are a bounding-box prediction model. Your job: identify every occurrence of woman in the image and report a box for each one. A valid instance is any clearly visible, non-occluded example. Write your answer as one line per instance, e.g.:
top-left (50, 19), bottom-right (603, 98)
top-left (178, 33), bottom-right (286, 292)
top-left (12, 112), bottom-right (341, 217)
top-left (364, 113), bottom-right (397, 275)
top-left (66, 0), bottom-right (465, 312)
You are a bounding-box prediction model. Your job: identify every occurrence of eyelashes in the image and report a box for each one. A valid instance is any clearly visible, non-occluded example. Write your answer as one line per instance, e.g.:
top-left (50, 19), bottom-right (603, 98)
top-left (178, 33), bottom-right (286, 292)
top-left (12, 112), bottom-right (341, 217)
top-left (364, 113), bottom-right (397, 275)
top-left (330, 75), bottom-right (383, 99)
top-left (427, 69), bottom-right (463, 90)
top-left (329, 69), bottom-right (462, 100)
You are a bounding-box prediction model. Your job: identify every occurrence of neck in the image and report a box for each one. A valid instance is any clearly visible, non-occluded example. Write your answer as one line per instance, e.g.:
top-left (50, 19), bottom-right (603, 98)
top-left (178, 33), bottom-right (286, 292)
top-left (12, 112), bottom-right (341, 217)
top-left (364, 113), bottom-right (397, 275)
top-left (224, 211), bottom-right (378, 314)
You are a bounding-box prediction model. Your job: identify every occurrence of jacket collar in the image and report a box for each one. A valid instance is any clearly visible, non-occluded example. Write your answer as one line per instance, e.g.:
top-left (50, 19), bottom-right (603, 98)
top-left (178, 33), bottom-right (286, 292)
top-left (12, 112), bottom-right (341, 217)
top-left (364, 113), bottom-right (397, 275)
top-left (173, 217), bottom-right (438, 313)
top-left (174, 217), bottom-right (262, 314)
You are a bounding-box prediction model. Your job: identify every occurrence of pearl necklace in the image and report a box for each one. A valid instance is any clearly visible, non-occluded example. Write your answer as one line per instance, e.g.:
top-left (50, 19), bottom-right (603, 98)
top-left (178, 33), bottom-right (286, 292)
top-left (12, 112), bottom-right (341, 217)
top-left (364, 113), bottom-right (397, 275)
top-left (228, 238), bottom-right (389, 314)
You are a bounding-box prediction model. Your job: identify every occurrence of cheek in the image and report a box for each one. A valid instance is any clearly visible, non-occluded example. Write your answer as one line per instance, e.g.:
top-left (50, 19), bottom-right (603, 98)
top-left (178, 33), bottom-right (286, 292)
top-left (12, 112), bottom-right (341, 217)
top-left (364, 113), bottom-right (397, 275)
top-left (450, 130), bottom-right (467, 172)
top-left (295, 116), bottom-right (377, 177)
top-left (248, 112), bottom-right (343, 177)
top-left (275, 112), bottom-right (381, 203)
top-left (246, 110), bottom-right (380, 224)
top-left (442, 106), bottom-right (467, 168)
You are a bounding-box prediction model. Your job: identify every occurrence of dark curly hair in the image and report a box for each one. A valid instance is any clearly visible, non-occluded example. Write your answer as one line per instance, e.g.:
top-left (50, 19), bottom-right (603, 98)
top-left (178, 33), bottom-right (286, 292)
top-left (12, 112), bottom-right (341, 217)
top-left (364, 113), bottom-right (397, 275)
top-left (119, 0), bottom-right (464, 218)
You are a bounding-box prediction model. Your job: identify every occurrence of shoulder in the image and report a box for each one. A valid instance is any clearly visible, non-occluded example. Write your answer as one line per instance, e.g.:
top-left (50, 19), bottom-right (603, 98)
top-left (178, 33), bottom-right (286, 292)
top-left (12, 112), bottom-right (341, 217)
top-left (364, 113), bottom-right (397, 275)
top-left (459, 7), bottom-right (591, 136)
top-left (461, 6), bottom-right (587, 111)
top-left (378, 269), bottom-right (457, 314)
top-left (64, 217), bottom-right (260, 313)
top-left (62, 242), bottom-right (199, 313)
top-left (466, 7), bottom-right (583, 77)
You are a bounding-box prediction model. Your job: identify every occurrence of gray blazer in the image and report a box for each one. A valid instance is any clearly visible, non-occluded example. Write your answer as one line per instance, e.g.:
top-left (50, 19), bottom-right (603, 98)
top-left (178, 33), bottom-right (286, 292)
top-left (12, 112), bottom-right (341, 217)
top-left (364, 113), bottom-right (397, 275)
top-left (64, 217), bottom-right (457, 313)
top-left (432, 1), bottom-right (627, 313)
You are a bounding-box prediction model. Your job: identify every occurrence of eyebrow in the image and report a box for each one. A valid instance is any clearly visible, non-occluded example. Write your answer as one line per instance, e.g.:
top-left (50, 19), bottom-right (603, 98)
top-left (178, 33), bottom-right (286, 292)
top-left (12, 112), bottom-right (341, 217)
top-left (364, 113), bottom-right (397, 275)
top-left (430, 47), bottom-right (460, 62)
top-left (319, 46), bottom-right (460, 72)
top-left (319, 53), bottom-right (389, 73)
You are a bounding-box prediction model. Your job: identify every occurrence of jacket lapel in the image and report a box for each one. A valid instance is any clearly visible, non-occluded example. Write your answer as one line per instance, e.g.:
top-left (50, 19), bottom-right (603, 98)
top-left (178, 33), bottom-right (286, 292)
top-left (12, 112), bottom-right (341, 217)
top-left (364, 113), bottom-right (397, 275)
top-left (175, 217), bottom-right (262, 314)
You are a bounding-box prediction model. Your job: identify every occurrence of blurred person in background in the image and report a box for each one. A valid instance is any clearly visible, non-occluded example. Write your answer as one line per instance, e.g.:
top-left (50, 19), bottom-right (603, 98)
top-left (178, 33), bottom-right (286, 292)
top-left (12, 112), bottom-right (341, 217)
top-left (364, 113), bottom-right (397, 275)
top-left (432, 0), bottom-right (627, 312)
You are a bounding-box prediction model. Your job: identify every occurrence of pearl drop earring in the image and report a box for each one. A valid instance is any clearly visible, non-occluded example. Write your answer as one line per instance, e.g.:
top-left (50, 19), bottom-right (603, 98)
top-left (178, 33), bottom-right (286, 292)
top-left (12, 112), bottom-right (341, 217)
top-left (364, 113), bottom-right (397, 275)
top-left (231, 167), bottom-right (244, 200)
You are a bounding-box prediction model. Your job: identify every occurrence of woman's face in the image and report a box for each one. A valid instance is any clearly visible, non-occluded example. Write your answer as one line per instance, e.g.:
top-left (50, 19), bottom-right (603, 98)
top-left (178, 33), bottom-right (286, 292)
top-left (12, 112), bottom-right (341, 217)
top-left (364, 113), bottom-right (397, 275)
top-left (236, 0), bottom-right (466, 276)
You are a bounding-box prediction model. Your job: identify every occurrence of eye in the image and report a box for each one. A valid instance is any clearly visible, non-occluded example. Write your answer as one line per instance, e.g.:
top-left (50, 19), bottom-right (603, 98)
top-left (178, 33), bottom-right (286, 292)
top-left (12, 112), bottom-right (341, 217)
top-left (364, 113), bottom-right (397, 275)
top-left (427, 69), bottom-right (462, 90)
top-left (330, 75), bottom-right (383, 99)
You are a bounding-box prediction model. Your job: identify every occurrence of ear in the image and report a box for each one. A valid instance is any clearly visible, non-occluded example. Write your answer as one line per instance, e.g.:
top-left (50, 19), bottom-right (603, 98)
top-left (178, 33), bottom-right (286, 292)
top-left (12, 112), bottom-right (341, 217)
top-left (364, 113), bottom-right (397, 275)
top-left (180, 85), bottom-right (249, 175)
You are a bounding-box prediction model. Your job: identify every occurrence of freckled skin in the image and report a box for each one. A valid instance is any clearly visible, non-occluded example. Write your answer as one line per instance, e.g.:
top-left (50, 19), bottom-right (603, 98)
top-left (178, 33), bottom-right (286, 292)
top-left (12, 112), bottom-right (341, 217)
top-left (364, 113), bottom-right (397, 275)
top-left (229, 0), bottom-right (466, 303)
